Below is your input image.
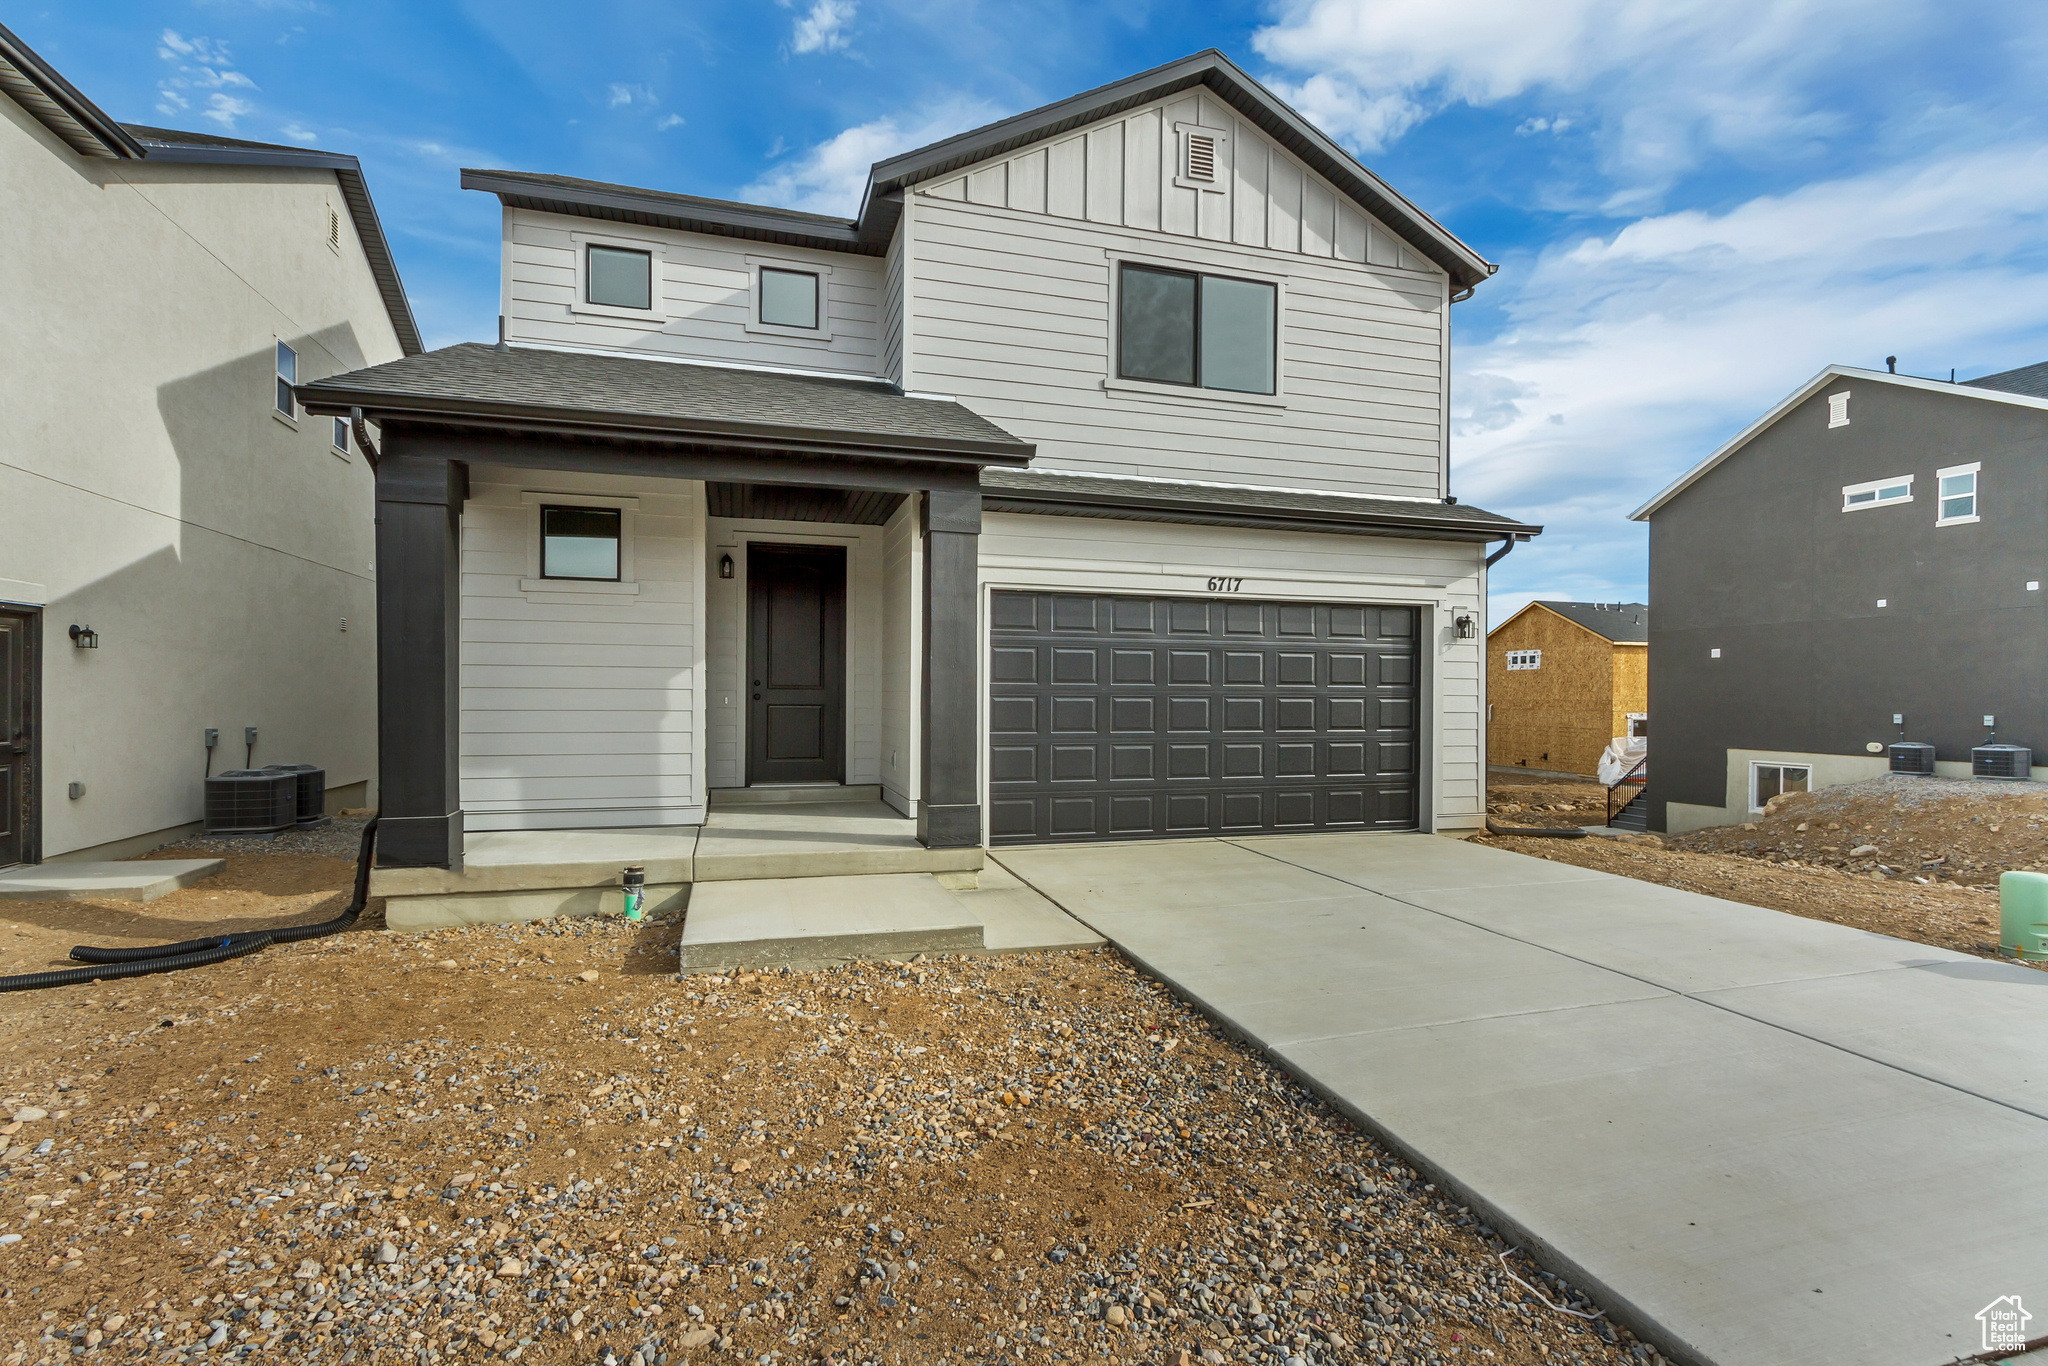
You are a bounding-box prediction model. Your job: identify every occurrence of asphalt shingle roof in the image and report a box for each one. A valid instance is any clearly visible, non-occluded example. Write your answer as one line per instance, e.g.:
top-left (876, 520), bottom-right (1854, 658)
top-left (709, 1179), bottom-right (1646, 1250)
top-left (1532, 601), bottom-right (1648, 643)
top-left (1966, 361), bottom-right (2048, 400)
top-left (980, 468), bottom-right (1539, 537)
top-left (297, 344), bottom-right (1032, 457)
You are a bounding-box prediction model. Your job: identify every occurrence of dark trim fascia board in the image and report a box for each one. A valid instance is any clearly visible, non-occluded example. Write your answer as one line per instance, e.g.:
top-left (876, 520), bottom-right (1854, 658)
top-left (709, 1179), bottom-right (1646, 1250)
top-left (982, 490), bottom-right (1540, 541)
top-left (394, 426), bottom-right (989, 495)
top-left (462, 170), bottom-right (881, 257)
top-left (137, 137), bottom-right (423, 356)
top-left (861, 49), bottom-right (1494, 290)
top-left (297, 388), bottom-right (1033, 466)
top-left (0, 22), bottom-right (145, 159)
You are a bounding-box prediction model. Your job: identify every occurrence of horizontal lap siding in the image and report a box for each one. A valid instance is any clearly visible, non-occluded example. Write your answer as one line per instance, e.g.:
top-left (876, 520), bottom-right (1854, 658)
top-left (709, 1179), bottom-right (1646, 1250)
top-left (506, 210), bottom-right (884, 375)
top-left (460, 469), bottom-right (704, 829)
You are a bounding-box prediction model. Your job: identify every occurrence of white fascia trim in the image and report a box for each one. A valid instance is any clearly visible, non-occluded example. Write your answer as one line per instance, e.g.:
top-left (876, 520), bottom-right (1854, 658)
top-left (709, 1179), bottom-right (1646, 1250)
top-left (1936, 461), bottom-right (1982, 478)
top-left (1630, 365), bottom-right (2048, 521)
top-left (506, 339), bottom-right (896, 387)
top-left (1000, 466), bottom-right (1446, 505)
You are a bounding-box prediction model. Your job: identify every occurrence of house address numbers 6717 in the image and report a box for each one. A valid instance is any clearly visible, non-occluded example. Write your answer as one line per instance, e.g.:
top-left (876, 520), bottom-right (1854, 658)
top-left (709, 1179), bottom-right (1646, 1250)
top-left (1206, 577), bottom-right (1245, 592)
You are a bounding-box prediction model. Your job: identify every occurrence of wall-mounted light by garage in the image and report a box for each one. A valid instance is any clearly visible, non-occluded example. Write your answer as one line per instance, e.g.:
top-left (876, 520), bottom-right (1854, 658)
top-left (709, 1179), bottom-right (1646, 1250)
top-left (67, 624), bottom-right (98, 649)
top-left (719, 553), bottom-right (735, 580)
top-left (1453, 613), bottom-right (1478, 640)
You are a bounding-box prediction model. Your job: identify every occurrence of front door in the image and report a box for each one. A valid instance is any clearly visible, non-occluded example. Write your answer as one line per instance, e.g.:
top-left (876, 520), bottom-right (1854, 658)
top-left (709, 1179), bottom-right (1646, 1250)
top-left (0, 608), bottom-right (36, 868)
top-left (746, 544), bottom-right (846, 785)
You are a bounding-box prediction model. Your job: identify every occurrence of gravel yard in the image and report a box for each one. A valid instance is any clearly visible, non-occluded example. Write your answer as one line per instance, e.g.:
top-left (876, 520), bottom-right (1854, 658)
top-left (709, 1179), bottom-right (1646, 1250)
top-left (0, 846), bottom-right (1652, 1366)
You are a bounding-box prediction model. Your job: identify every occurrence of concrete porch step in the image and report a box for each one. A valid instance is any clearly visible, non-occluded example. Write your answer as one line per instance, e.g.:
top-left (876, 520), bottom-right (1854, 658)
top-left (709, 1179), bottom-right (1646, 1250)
top-left (0, 858), bottom-right (224, 903)
top-left (709, 784), bottom-right (883, 808)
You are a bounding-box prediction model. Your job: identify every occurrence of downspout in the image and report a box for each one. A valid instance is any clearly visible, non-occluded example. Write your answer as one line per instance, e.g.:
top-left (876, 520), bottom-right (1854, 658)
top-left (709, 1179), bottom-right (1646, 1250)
top-left (1485, 533), bottom-right (1526, 568)
top-left (350, 407), bottom-right (382, 472)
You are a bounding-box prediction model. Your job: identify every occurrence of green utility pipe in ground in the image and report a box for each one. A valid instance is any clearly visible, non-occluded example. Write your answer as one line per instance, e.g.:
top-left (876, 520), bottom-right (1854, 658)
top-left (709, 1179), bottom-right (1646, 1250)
top-left (1998, 871), bottom-right (2048, 961)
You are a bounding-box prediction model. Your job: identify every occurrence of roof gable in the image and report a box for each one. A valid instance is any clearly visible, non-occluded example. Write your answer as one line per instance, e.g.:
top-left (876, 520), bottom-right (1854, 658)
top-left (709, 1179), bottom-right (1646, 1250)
top-left (1491, 600), bottom-right (1647, 645)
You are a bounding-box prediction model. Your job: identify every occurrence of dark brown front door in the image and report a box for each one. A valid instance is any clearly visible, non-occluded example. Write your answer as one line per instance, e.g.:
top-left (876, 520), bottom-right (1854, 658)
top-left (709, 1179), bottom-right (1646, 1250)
top-left (747, 544), bottom-right (846, 785)
top-left (0, 608), bottom-right (36, 868)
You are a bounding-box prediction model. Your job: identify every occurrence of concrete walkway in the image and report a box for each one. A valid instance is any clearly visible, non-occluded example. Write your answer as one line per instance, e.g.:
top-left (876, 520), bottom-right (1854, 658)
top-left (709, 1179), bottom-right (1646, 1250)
top-left (992, 833), bottom-right (2048, 1366)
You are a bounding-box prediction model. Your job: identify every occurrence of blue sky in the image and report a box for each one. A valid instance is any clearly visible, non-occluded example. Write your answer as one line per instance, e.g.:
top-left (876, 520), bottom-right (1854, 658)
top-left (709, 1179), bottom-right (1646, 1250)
top-left (14, 0), bottom-right (2048, 619)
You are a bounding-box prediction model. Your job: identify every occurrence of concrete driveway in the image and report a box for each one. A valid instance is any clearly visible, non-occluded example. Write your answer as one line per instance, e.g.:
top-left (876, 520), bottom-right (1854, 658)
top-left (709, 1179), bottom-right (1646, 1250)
top-left (991, 833), bottom-right (2048, 1366)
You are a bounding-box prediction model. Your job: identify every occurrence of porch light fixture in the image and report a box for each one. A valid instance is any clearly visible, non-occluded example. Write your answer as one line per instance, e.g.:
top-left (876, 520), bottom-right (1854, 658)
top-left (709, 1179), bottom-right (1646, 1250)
top-left (68, 624), bottom-right (98, 649)
top-left (1453, 613), bottom-right (1478, 640)
top-left (719, 553), bottom-right (735, 580)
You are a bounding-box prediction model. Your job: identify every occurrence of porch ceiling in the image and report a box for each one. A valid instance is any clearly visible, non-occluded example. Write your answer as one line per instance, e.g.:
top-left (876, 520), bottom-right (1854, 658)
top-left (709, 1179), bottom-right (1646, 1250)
top-left (298, 343), bottom-right (1034, 466)
top-left (706, 482), bottom-right (905, 525)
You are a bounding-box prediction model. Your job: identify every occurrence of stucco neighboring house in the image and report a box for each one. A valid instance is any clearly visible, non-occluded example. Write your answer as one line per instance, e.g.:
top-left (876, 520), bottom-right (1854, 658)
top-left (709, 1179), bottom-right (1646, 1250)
top-left (300, 50), bottom-right (1540, 880)
top-left (1632, 360), bottom-right (2048, 833)
top-left (0, 24), bottom-right (420, 867)
top-left (1486, 601), bottom-right (1647, 779)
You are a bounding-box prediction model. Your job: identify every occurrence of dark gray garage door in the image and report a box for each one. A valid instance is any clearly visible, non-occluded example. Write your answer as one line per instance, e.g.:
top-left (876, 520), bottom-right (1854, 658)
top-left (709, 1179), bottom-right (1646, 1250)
top-left (987, 591), bottom-right (1419, 844)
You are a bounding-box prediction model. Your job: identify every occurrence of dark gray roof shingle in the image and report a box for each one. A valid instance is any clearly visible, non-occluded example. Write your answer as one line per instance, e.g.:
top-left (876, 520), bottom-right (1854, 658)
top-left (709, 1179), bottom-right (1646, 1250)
top-left (1529, 601), bottom-right (1648, 643)
top-left (298, 343), bottom-right (1032, 458)
top-left (1966, 361), bottom-right (2048, 400)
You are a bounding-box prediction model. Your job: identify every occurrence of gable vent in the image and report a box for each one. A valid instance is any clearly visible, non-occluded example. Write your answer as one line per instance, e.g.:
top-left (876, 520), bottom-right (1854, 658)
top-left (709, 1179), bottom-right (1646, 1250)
top-left (327, 205), bottom-right (342, 252)
top-left (1827, 391), bottom-right (1850, 428)
top-left (1186, 133), bottom-right (1217, 183)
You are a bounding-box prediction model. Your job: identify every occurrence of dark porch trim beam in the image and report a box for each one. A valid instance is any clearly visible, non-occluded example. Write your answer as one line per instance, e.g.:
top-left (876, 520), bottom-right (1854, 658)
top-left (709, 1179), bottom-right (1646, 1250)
top-left (375, 439), bottom-right (465, 869)
top-left (919, 490), bottom-right (983, 849)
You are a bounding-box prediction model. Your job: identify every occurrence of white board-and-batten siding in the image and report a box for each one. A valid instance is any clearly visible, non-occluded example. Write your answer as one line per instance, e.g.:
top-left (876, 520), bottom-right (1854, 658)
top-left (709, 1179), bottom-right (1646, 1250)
top-left (459, 469), bottom-right (705, 831)
top-left (502, 207), bottom-right (885, 376)
top-left (978, 513), bottom-right (1487, 829)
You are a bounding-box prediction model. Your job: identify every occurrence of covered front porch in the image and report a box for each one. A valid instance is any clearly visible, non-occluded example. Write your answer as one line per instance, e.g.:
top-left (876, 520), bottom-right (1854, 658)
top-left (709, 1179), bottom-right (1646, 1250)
top-left (300, 344), bottom-right (1036, 902)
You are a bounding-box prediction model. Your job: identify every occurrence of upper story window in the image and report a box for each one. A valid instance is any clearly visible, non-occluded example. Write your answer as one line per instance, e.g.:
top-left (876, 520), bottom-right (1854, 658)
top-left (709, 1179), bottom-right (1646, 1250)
top-left (1937, 462), bottom-right (1979, 525)
top-left (1842, 475), bottom-right (1911, 511)
top-left (1118, 263), bottom-right (1276, 396)
top-left (759, 268), bottom-right (820, 329)
top-left (332, 417), bottom-right (350, 455)
top-left (275, 341), bottom-right (297, 418)
top-left (541, 505), bottom-right (622, 581)
top-left (586, 245), bottom-right (653, 310)
top-left (1505, 650), bottom-right (1541, 670)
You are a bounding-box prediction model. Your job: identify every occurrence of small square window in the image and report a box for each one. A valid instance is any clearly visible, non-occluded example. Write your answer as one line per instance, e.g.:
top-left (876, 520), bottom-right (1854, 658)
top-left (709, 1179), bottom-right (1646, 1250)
top-left (587, 245), bottom-right (653, 310)
top-left (541, 505), bottom-right (622, 581)
top-left (1751, 762), bottom-right (1810, 812)
top-left (332, 416), bottom-right (349, 454)
top-left (1937, 464), bottom-right (1979, 524)
top-left (759, 268), bottom-right (820, 329)
top-left (1627, 714), bottom-right (1649, 741)
top-left (275, 340), bottom-right (297, 417)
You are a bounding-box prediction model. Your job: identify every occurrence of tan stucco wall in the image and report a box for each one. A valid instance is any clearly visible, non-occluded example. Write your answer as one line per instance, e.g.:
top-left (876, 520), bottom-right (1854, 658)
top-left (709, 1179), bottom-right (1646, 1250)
top-left (0, 99), bottom-right (402, 857)
top-left (1486, 607), bottom-right (1617, 778)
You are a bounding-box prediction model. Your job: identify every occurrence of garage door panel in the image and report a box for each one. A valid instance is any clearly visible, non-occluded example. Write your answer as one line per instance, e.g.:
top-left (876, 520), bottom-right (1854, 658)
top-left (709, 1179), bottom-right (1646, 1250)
top-left (989, 590), bottom-right (1420, 845)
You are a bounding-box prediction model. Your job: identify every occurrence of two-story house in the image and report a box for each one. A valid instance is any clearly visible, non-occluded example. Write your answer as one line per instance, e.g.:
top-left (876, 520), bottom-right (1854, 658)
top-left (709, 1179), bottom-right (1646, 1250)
top-left (0, 23), bottom-right (418, 868)
top-left (1632, 360), bottom-right (2048, 832)
top-left (300, 50), bottom-right (1538, 878)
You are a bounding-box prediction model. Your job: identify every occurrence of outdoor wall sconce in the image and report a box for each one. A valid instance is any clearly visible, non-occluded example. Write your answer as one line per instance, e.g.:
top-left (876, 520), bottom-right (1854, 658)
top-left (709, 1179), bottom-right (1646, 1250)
top-left (1453, 613), bottom-right (1478, 640)
top-left (68, 624), bottom-right (98, 649)
top-left (719, 554), bottom-right (735, 580)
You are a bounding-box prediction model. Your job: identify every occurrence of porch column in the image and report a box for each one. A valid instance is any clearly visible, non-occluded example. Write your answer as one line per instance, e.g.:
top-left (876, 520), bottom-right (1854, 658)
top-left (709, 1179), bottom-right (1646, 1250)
top-left (918, 488), bottom-right (982, 848)
top-left (374, 438), bottom-right (466, 869)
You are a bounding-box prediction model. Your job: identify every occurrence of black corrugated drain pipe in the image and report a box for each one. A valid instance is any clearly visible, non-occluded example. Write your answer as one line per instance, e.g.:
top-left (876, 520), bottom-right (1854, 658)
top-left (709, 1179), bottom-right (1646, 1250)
top-left (0, 817), bottom-right (378, 992)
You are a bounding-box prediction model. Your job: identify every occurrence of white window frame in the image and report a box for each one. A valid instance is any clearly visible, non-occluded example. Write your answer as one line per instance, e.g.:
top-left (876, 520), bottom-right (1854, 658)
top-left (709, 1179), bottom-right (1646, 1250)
top-left (744, 255), bottom-right (835, 342)
top-left (1842, 475), bottom-right (1912, 512)
top-left (517, 491), bottom-right (641, 597)
top-left (1100, 248), bottom-right (1288, 410)
top-left (1627, 713), bottom-right (1648, 741)
top-left (273, 339), bottom-right (298, 427)
top-left (1936, 461), bottom-right (1980, 526)
top-left (1827, 391), bottom-right (1850, 428)
top-left (1749, 760), bottom-right (1811, 813)
top-left (1173, 121), bottom-right (1231, 194)
top-left (1505, 649), bottom-right (1541, 670)
top-left (569, 230), bottom-right (666, 322)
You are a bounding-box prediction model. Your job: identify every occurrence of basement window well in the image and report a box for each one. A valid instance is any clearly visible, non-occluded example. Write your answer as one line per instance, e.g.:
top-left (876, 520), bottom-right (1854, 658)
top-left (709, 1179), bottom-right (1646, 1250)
top-left (1751, 762), bottom-right (1810, 812)
top-left (1843, 476), bottom-right (1912, 511)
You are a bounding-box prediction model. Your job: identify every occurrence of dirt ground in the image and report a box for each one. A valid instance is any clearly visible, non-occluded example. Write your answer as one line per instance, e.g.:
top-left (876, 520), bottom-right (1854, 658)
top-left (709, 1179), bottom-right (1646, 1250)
top-left (0, 843), bottom-right (1650, 1366)
top-left (1479, 774), bottom-right (2025, 964)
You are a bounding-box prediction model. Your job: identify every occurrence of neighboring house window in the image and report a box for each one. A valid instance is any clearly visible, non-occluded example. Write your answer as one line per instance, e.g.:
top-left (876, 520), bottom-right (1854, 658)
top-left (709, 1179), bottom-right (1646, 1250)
top-left (1627, 714), bottom-right (1648, 741)
top-left (1118, 263), bottom-right (1277, 395)
top-left (758, 268), bottom-right (820, 329)
top-left (275, 341), bottom-right (297, 417)
top-left (1842, 475), bottom-right (1912, 511)
top-left (1505, 650), bottom-right (1541, 670)
top-left (540, 505), bottom-right (623, 581)
top-left (586, 245), bottom-right (652, 310)
top-left (332, 417), bottom-right (349, 454)
top-left (1751, 762), bottom-right (1810, 812)
top-left (1827, 392), bottom-right (1850, 427)
top-left (1936, 462), bottom-right (1980, 525)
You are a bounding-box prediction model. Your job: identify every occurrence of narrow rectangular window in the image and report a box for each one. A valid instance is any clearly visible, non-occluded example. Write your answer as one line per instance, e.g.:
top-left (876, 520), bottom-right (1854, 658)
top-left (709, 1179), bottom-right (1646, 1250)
top-left (540, 505), bottom-right (623, 581)
top-left (332, 416), bottom-right (349, 454)
top-left (586, 245), bottom-right (652, 310)
top-left (1936, 463), bottom-right (1979, 524)
top-left (1842, 476), bottom-right (1912, 511)
top-left (1505, 650), bottom-right (1541, 670)
top-left (1751, 762), bottom-right (1811, 811)
top-left (1117, 264), bottom-right (1275, 394)
top-left (275, 340), bottom-right (297, 417)
top-left (759, 268), bottom-right (820, 329)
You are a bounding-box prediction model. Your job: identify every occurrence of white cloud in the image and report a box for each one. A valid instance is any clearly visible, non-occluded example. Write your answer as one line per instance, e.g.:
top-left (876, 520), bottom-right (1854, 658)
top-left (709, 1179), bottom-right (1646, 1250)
top-left (656, 114), bottom-right (686, 132)
top-left (608, 82), bottom-right (657, 108)
top-left (740, 95), bottom-right (1004, 217)
top-left (156, 29), bottom-right (258, 127)
top-left (281, 123), bottom-right (318, 144)
top-left (201, 94), bottom-right (257, 130)
top-left (791, 0), bottom-right (857, 55)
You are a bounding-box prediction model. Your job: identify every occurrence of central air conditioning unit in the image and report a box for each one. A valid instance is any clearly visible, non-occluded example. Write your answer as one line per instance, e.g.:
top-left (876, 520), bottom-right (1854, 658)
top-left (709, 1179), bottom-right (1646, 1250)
top-left (204, 769), bottom-right (298, 835)
top-left (1973, 743), bottom-right (2033, 781)
top-left (1888, 742), bottom-right (1936, 775)
top-left (262, 763), bottom-right (329, 828)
